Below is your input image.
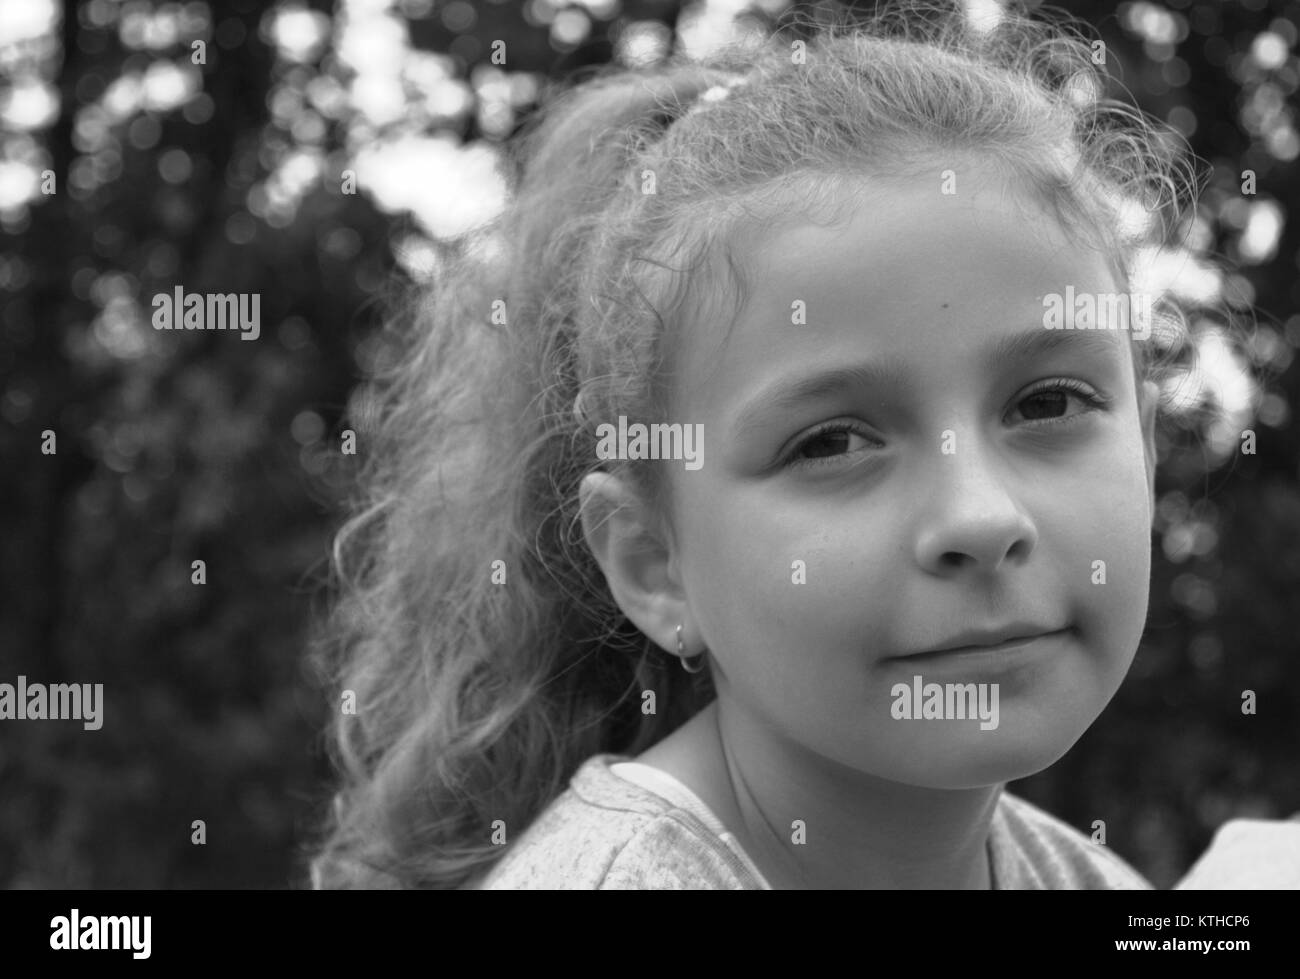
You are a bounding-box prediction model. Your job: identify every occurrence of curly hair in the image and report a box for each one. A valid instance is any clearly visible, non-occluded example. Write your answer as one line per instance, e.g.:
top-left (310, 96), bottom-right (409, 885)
top-left (307, 0), bottom-right (1213, 889)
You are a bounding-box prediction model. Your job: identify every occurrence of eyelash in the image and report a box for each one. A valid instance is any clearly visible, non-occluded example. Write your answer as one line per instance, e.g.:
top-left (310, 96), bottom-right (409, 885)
top-left (783, 378), bottom-right (1111, 470)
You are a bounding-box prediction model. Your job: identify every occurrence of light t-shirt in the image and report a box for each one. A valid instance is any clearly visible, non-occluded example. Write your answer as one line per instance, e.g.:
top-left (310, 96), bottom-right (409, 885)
top-left (474, 752), bottom-right (1153, 889)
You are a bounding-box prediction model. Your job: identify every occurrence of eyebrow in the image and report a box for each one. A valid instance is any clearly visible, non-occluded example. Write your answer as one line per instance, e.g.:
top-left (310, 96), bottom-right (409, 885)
top-left (733, 328), bottom-right (1125, 438)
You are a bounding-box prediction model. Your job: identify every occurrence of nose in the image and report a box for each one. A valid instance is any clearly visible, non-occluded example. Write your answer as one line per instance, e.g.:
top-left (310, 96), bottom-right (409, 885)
top-left (912, 433), bottom-right (1038, 575)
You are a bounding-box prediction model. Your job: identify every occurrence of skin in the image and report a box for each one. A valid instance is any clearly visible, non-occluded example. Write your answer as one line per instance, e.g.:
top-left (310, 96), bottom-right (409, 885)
top-left (579, 164), bottom-right (1158, 889)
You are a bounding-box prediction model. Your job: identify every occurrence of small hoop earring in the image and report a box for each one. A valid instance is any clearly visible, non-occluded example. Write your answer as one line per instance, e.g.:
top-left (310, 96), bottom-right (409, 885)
top-left (676, 622), bottom-right (706, 674)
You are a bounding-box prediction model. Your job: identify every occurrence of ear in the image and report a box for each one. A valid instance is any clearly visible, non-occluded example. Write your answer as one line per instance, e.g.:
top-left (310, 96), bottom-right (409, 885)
top-left (578, 471), bottom-right (689, 659)
top-left (1139, 380), bottom-right (1159, 521)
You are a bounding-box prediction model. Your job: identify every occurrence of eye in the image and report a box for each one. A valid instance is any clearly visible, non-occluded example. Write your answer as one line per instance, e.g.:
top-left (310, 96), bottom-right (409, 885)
top-left (1009, 378), bottom-right (1111, 425)
top-left (785, 422), bottom-right (880, 469)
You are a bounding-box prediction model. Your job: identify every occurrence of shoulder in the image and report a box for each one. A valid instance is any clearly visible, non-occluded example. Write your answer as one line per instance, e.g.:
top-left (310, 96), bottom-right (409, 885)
top-left (474, 753), bottom-right (757, 890)
top-left (991, 790), bottom-right (1153, 890)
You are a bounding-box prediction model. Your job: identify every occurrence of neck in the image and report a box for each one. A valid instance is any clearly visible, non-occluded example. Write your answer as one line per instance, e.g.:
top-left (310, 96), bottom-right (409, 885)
top-left (702, 697), bottom-right (1003, 890)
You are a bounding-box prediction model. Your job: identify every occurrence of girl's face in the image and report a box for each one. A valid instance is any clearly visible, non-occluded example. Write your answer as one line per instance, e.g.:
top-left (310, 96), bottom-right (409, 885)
top-left (667, 170), bottom-right (1156, 788)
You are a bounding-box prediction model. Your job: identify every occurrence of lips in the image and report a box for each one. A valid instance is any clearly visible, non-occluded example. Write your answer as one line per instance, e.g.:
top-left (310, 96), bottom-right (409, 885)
top-left (903, 624), bottom-right (1070, 659)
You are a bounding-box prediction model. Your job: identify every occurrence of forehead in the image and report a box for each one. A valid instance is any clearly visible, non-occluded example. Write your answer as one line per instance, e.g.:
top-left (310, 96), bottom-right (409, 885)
top-left (676, 171), bottom-right (1123, 415)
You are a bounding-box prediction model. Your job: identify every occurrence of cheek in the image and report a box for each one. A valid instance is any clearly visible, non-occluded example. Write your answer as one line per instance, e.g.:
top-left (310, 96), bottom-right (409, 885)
top-left (681, 477), bottom-right (873, 614)
top-left (1047, 436), bottom-right (1153, 648)
top-left (680, 483), bottom-right (818, 640)
top-left (678, 480), bottom-right (885, 689)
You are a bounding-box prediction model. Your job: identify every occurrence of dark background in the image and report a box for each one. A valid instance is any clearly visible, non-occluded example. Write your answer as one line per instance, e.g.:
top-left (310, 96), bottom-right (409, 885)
top-left (1, 0), bottom-right (1297, 888)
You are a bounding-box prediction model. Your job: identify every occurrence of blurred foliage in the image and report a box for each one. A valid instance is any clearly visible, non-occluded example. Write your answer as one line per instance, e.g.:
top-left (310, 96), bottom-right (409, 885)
top-left (0, 0), bottom-right (1297, 888)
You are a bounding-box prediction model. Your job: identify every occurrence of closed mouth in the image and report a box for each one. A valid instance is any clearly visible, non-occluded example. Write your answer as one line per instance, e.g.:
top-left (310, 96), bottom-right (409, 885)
top-left (901, 627), bottom-right (1071, 660)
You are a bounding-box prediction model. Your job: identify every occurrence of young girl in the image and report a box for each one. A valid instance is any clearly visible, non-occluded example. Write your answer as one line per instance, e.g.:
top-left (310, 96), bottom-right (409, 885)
top-left (309, 0), bottom-right (1212, 889)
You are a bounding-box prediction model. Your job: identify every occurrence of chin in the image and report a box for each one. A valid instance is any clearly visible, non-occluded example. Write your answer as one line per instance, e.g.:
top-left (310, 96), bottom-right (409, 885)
top-left (893, 730), bottom-right (1082, 790)
top-left (986, 728), bottom-right (1086, 783)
